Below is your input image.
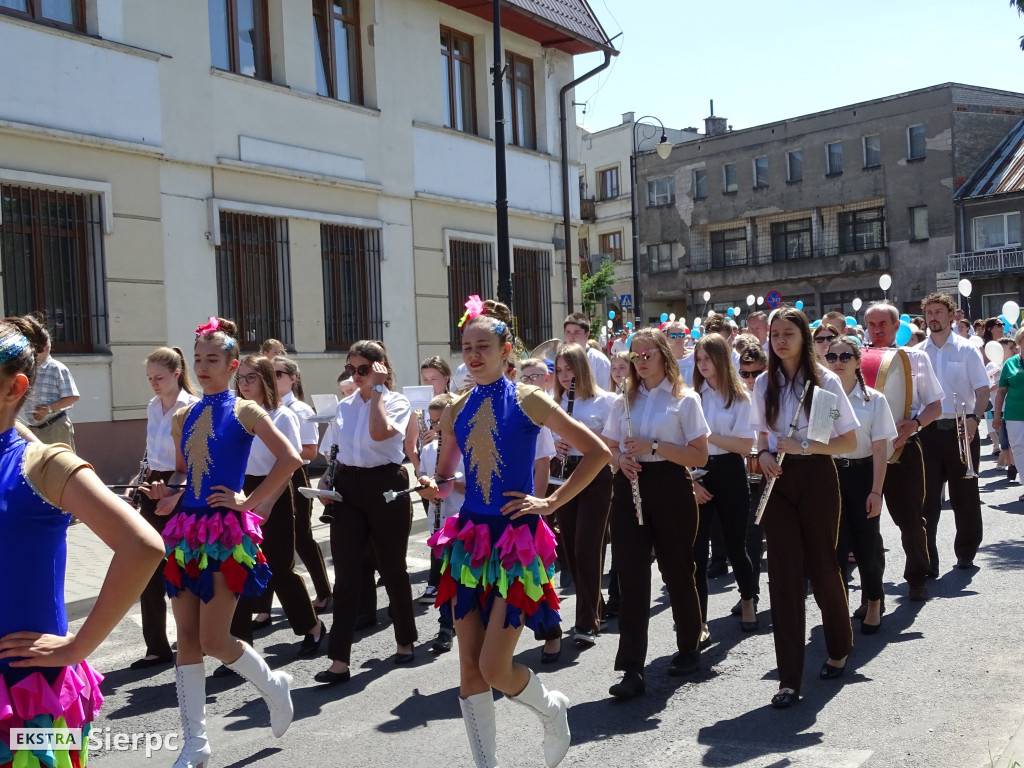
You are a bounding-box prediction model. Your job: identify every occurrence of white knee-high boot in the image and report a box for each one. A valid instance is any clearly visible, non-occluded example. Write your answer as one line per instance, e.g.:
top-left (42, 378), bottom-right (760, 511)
top-left (509, 670), bottom-right (570, 768)
top-left (226, 644), bottom-right (294, 737)
top-left (172, 663), bottom-right (210, 768)
top-left (459, 691), bottom-right (500, 768)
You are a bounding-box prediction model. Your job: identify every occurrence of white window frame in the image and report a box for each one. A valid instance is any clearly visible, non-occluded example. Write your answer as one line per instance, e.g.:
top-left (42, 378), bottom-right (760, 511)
top-left (908, 124), bottom-right (926, 160)
top-left (647, 176), bottom-right (675, 207)
top-left (723, 163), bottom-right (738, 193)
top-left (826, 141), bottom-right (843, 175)
top-left (863, 134), bottom-right (881, 168)
top-left (786, 149), bottom-right (803, 182)
top-left (972, 212), bottom-right (1021, 251)
top-left (752, 156), bottom-right (768, 188)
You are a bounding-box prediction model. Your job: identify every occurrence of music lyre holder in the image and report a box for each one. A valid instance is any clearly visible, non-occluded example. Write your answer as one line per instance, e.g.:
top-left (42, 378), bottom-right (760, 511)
top-left (382, 473), bottom-right (464, 503)
top-left (298, 487), bottom-right (343, 503)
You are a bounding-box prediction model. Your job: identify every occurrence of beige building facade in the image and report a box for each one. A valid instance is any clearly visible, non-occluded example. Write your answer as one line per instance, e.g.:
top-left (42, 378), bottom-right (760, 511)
top-left (0, 0), bottom-right (612, 478)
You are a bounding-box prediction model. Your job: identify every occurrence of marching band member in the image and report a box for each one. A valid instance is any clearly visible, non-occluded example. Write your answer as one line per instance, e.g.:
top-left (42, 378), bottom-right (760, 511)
top-left (826, 334), bottom-right (897, 633)
top-left (131, 347), bottom-right (199, 670)
top-left (918, 293), bottom-right (989, 572)
top-left (691, 334), bottom-right (758, 637)
top-left (865, 302), bottom-right (943, 597)
top-left (609, 350), bottom-right (631, 392)
top-left (551, 343), bottom-right (615, 646)
top-left (0, 315), bottom-right (164, 768)
top-left (603, 328), bottom-right (709, 699)
top-left (750, 307), bottom-right (858, 709)
top-left (564, 312), bottom-right (610, 389)
top-left (420, 297), bottom-right (610, 768)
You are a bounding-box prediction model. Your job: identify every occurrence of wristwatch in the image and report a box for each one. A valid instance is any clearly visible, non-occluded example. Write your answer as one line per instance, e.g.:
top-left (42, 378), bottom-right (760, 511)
top-left (966, 414), bottom-right (979, 422)
top-left (372, 384), bottom-right (385, 394)
top-left (801, 440), bottom-right (809, 455)
top-left (651, 440), bottom-right (659, 456)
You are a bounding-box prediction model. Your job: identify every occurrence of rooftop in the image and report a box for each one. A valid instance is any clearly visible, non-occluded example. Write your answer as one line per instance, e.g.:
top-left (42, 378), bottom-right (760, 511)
top-left (955, 117), bottom-right (1024, 200)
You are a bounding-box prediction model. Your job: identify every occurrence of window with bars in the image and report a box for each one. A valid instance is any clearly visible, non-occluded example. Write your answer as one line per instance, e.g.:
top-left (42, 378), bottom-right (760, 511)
top-left (504, 52), bottom-right (536, 150)
top-left (441, 26), bottom-right (476, 134)
top-left (512, 247), bottom-right (551, 350)
top-left (448, 239), bottom-right (494, 348)
top-left (321, 223), bottom-right (382, 350)
top-left (0, 184), bottom-right (108, 353)
top-left (313, 0), bottom-right (362, 104)
top-left (0, 0), bottom-right (85, 31)
top-left (209, 0), bottom-right (272, 80)
top-left (710, 228), bottom-right (747, 268)
top-left (770, 218), bottom-right (812, 261)
top-left (215, 212), bottom-right (293, 350)
top-left (838, 207), bottom-right (885, 253)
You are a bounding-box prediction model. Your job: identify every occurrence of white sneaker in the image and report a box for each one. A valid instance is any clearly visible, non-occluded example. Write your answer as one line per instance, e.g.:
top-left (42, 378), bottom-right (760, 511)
top-left (419, 585), bottom-right (438, 604)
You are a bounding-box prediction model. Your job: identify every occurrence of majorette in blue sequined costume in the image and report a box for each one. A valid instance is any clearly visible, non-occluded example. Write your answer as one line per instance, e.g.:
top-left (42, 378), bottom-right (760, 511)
top-left (162, 390), bottom-right (271, 602)
top-left (427, 376), bottom-right (561, 631)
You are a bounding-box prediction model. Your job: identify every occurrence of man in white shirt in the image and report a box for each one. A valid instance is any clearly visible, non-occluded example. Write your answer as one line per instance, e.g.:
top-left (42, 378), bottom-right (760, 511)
top-left (564, 312), bottom-right (610, 390)
top-left (746, 311), bottom-right (768, 347)
top-left (865, 302), bottom-right (944, 601)
top-left (611, 329), bottom-right (629, 355)
top-left (917, 293), bottom-right (989, 572)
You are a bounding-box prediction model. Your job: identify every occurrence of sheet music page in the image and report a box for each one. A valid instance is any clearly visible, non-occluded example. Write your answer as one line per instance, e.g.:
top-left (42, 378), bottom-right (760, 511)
top-left (311, 393), bottom-right (339, 415)
top-left (806, 387), bottom-right (838, 444)
top-left (403, 385), bottom-right (434, 412)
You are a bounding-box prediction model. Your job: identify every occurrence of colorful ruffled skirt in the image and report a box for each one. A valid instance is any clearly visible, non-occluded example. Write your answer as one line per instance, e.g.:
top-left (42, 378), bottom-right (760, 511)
top-left (0, 661), bottom-right (103, 768)
top-left (162, 506), bottom-right (271, 602)
top-left (427, 510), bottom-right (560, 633)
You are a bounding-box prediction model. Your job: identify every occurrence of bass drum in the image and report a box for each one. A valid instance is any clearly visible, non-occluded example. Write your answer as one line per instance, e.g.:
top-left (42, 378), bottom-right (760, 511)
top-left (860, 347), bottom-right (912, 463)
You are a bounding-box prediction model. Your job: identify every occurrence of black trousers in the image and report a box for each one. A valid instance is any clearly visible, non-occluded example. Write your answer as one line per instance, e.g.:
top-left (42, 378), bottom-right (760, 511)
top-left (327, 464), bottom-right (417, 664)
top-left (611, 462), bottom-right (701, 674)
top-left (920, 422), bottom-right (983, 568)
top-left (231, 476), bottom-right (318, 645)
top-left (761, 454), bottom-right (852, 693)
top-left (137, 469), bottom-right (174, 658)
top-left (880, 438), bottom-right (931, 586)
top-left (745, 479), bottom-right (765, 595)
top-left (694, 453), bottom-right (756, 619)
top-left (836, 461), bottom-right (884, 602)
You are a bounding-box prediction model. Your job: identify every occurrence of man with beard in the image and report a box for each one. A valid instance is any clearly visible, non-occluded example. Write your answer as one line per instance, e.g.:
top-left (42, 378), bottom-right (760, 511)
top-left (917, 293), bottom-right (988, 572)
top-left (864, 302), bottom-right (943, 602)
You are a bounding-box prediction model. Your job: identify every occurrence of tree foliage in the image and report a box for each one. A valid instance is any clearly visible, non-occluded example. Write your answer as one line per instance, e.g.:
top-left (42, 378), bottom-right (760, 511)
top-left (1015, 0), bottom-right (1024, 50)
top-left (580, 259), bottom-right (617, 338)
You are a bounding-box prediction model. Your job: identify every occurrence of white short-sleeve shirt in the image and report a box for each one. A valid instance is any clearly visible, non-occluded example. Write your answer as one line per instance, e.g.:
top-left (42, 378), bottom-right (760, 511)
top-left (836, 385), bottom-right (898, 460)
top-left (587, 347), bottom-right (611, 392)
top-left (871, 344), bottom-right (943, 419)
top-left (318, 387), bottom-right (412, 467)
top-left (556, 390), bottom-right (614, 457)
top-left (419, 439), bottom-right (465, 522)
top-left (247, 406), bottom-right (302, 476)
top-left (281, 391), bottom-right (319, 448)
top-left (603, 378), bottom-right (710, 462)
top-left (748, 365), bottom-right (860, 451)
top-left (146, 389), bottom-right (200, 472)
top-left (699, 384), bottom-right (753, 456)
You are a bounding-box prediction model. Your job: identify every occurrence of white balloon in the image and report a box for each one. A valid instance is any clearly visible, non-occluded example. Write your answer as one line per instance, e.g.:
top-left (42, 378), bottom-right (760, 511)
top-left (669, 313), bottom-right (676, 321)
top-left (768, 309), bottom-right (779, 326)
top-left (852, 297), bottom-right (862, 311)
top-left (703, 291), bottom-right (711, 302)
top-left (957, 278), bottom-right (972, 298)
top-left (746, 294), bottom-right (755, 306)
top-left (879, 274), bottom-right (892, 291)
top-left (607, 319), bottom-right (613, 328)
top-left (985, 340), bottom-right (1005, 364)
top-left (734, 306), bottom-right (741, 316)
top-left (969, 335), bottom-right (984, 349)
top-left (708, 308), bottom-right (715, 317)
top-left (1002, 300), bottom-right (1020, 323)
top-left (693, 317), bottom-right (701, 327)
top-left (757, 296), bottom-right (764, 306)
top-left (678, 317), bottom-right (686, 327)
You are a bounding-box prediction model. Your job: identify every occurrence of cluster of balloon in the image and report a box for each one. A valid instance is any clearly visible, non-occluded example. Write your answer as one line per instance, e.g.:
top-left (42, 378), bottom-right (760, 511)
top-left (985, 340), bottom-right (1005, 365)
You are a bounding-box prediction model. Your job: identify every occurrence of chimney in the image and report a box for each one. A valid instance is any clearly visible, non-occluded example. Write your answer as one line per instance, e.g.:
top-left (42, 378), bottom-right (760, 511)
top-left (622, 111), bottom-right (635, 125)
top-left (704, 99), bottom-right (727, 137)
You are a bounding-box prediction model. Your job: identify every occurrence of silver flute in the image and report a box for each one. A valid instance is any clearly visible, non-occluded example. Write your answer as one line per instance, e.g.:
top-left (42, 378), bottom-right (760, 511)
top-left (754, 380), bottom-right (812, 525)
top-left (620, 380), bottom-right (644, 525)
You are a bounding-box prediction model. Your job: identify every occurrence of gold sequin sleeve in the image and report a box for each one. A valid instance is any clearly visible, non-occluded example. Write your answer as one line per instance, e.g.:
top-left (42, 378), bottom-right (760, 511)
top-left (515, 383), bottom-right (559, 427)
top-left (440, 391), bottom-right (470, 434)
top-left (235, 400), bottom-right (271, 435)
top-left (170, 404), bottom-right (195, 442)
top-left (24, 443), bottom-right (93, 508)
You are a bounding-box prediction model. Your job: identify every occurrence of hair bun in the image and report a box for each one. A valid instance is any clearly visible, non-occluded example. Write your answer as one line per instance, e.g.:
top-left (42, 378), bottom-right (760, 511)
top-left (482, 300), bottom-right (513, 328)
top-left (5, 315), bottom-right (48, 355)
top-left (215, 317), bottom-right (238, 337)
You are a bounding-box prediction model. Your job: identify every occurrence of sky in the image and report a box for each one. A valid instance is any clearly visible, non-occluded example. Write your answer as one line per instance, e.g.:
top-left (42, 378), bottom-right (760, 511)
top-left (572, 0), bottom-right (1024, 134)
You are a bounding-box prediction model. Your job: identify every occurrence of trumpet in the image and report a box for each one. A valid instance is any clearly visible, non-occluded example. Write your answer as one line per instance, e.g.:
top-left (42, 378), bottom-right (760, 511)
top-left (620, 380), bottom-right (644, 525)
top-left (954, 394), bottom-right (979, 480)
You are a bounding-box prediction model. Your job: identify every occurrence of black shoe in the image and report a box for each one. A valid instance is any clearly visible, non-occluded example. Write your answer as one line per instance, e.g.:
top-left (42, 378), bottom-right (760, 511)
top-left (394, 651), bottom-right (415, 665)
top-left (314, 597), bottom-right (333, 615)
top-left (431, 630), bottom-right (454, 653)
top-left (926, 567), bottom-right (939, 580)
top-left (956, 558), bottom-right (976, 570)
top-left (603, 598), bottom-right (619, 618)
top-left (668, 650), bottom-right (699, 676)
top-left (909, 584), bottom-right (930, 601)
top-left (740, 618), bottom-right (759, 633)
top-left (314, 668), bottom-right (351, 686)
top-left (861, 618), bottom-right (881, 635)
top-left (298, 625), bottom-right (324, 657)
top-left (771, 689), bottom-right (800, 708)
top-left (698, 627), bottom-right (712, 651)
top-left (354, 613), bottom-right (378, 631)
top-left (730, 595), bottom-right (759, 616)
top-left (129, 654), bottom-right (173, 670)
top-left (609, 671), bottom-right (645, 699)
top-left (252, 615), bottom-right (273, 631)
top-left (706, 560), bottom-right (728, 579)
top-left (819, 660), bottom-right (847, 680)
top-left (1009, 465), bottom-right (1018, 482)
top-left (213, 663), bottom-right (235, 679)
top-left (541, 639), bottom-right (562, 664)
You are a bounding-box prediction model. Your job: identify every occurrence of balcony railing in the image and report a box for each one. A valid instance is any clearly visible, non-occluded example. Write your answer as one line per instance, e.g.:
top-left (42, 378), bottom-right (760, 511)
top-left (948, 247), bottom-right (1024, 275)
top-left (580, 198), bottom-right (596, 220)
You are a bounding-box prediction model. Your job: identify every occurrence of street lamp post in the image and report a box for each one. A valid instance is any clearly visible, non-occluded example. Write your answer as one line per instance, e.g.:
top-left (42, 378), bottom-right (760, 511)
top-left (629, 116), bottom-right (673, 327)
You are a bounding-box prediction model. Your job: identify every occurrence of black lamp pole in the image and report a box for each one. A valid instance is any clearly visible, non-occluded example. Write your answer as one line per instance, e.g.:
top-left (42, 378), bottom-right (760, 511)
top-left (629, 116), bottom-right (670, 327)
top-left (492, 0), bottom-right (512, 308)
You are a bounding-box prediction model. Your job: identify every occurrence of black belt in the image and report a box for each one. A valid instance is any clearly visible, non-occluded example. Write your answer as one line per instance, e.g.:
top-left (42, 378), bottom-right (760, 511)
top-left (31, 411), bottom-right (67, 429)
top-left (706, 453), bottom-right (742, 463)
top-left (928, 419), bottom-right (957, 432)
top-left (336, 463), bottom-right (401, 474)
top-left (835, 457), bottom-right (873, 468)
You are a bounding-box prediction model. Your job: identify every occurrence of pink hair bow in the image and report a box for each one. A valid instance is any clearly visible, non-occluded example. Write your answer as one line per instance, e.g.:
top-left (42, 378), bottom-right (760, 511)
top-left (458, 295), bottom-right (485, 328)
top-left (195, 316), bottom-right (220, 338)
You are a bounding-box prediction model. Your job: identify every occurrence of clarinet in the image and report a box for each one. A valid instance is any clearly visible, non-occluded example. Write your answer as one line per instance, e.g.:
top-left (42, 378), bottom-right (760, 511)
top-left (620, 381), bottom-right (644, 525)
top-left (754, 380), bottom-right (813, 525)
top-left (431, 428), bottom-right (444, 534)
top-left (128, 450), bottom-right (149, 509)
top-left (415, 409), bottom-right (429, 454)
top-left (555, 378), bottom-right (576, 483)
top-left (319, 444), bottom-right (339, 524)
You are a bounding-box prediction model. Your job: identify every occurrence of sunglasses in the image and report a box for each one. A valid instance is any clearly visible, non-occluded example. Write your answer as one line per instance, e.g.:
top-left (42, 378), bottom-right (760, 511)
top-left (825, 352), bottom-right (856, 363)
top-left (814, 334), bottom-right (837, 344)
top-left (739, 368), bottom-right (765, 379)
top-left (668, 333), bottom-right (687, 339)
top-left (344, 363), bottom-right (372, 377)
top-left (629, 350), bottom-right (657, 362)
top-left (274, 370), bottom-right (290, 379)
top-left (236, 373), bottom-right (262, 384)
top-left (520, 373), bottom-right (546, 382)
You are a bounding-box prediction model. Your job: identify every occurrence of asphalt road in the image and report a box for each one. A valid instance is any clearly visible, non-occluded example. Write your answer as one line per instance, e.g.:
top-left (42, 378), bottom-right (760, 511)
top-left (78, 452), bottom-right (1024, 768)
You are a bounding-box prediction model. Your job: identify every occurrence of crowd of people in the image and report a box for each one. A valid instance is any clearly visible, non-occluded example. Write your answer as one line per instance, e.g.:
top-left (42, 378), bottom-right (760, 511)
top-left (0, 292), bottom-right (1018, 768)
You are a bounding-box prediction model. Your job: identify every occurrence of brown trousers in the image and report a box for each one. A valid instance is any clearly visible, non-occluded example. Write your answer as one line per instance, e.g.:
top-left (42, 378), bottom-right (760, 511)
top-left (881, 438), bottom-right (931, 585)
top-left (761, 454), bottom-right (852, 693)
top-left (611, 462), bottom-right (701, 674)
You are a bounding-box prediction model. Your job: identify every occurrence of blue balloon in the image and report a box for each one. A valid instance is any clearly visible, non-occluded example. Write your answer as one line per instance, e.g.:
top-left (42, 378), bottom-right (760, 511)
top-left (896, 320), bottom-right (913, 346)
top-left (900, 314), bottom-right (911, 324)
top-left (660, 312), bottom-right (669, 323)
top-left (1001, 315), bottom-right (1013, 332)
top-left (795, 300), bottom-right (804, 310)
top-left (845, 316), bottom-right (856, 327)
top-left (810, 320), bottom-right (821, 329)
top-left (727, 308), bottom-right (735, 316)
top-left (626, 322), bottom-right (633, 329)
top-left (690, 328), bottom-right (700, 339)
top-left (608, 310), bottom-right (615, 320)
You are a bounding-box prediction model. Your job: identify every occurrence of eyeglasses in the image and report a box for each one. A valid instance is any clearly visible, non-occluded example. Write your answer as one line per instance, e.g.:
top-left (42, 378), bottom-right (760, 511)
top-left (825, 352), bottom-right (856, 363)
top-left (738, 369), bottom-right (765, 379)
top-left (629, 350), bottom-right (657, 362)
top-left (814, 334), bottom-right (837, 344)
top-left (237, 373), bottom-right (262, 384)
top-left (520, 373), bottom-right (546, 383)
top-left (668, 333), bottom-right (686, 339)
top-left (274, 370), bottom-right (290, 379)
top-left (344, 363), bottom-right (372, 377)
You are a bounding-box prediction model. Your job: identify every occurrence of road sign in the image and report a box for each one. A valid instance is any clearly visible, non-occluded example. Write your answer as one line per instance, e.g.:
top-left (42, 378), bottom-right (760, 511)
top-left (766, 291), bottom-right (783, 309)
top-left (620, 294), bottom-right (633, 309)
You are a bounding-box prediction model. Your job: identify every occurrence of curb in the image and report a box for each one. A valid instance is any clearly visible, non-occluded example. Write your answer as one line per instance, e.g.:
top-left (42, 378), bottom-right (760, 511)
top-left (993, 714), bottom-right (1024, 768)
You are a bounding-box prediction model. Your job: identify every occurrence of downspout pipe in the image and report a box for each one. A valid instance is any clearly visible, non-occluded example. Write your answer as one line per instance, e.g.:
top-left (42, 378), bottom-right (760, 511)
top-left (559, 49), bottom-right (613, 314)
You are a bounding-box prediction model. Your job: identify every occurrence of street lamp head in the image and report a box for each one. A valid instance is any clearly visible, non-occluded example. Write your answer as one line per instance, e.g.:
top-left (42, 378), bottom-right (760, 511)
top-left (656, 136), bottom-right (672, 160)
